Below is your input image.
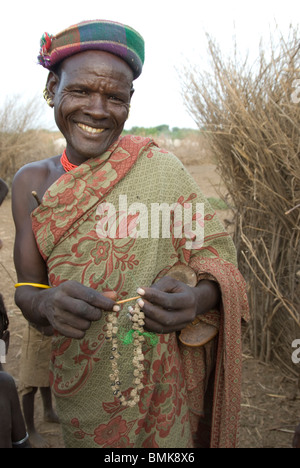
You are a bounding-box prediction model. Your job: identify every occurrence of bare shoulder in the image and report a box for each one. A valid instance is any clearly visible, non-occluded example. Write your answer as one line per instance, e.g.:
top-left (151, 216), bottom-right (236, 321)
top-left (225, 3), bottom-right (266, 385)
top-left (13, 155), bottom-right (61, 191)
top-left (12, 155), bottom-right (63, 216)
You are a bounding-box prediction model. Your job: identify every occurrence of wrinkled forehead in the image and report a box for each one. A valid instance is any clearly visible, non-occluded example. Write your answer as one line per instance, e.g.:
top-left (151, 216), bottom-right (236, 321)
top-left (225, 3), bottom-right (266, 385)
top-left (59, 50), bottom-right (134, 83)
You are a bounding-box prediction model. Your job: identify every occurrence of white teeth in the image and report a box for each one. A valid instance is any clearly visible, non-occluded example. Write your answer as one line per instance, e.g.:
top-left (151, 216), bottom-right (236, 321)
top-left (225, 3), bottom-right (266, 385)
top-left (78, 123), bottom-right (104, 134)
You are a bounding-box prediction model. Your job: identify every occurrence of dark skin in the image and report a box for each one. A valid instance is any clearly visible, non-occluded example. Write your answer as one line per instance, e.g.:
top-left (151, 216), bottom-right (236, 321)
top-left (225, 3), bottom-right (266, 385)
top-left (22, 385), bottom-right (59, 449)
top-left (0, 372), bottom-right (30, 448)
top-left (293, 424), bottom-right (300, 448)
top-left (12, 50), bottom-right (220, 340)
top-left (0, 298), bottom-right (30, 448)
top-left (0, 178), bottom-right (8, 206)
top-left (0, 178), bottom-right (9, 250)
top-left (20, 325), bottom-right (59, 449)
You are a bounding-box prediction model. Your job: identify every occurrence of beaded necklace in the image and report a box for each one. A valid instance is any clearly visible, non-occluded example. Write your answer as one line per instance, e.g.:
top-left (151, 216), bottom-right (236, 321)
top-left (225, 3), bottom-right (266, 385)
top-left (107, 303), bottom-right (146, 407)
top-left (60, 149), bottom-right (78, 172)
top-left (59, 154), bottom-right (147, 407)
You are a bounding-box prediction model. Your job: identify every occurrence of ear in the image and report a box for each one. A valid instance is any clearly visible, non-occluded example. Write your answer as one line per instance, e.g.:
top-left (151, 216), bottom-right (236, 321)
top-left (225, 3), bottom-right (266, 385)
top-left (130, 85), bottom-right (135, 99)
top-left (46, 71), bottom-right (60, 104)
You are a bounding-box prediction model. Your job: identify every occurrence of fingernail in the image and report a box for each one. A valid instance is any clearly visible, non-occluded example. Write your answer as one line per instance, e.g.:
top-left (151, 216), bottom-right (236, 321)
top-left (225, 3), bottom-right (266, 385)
top-left (128, 306), bottom-right (134, 313)
top-left (113, 305), bottom-right (120, 312)
top-left (138, 299), bottom-right (144, 308)
top-left (137, 288), bottom-right (145, 296)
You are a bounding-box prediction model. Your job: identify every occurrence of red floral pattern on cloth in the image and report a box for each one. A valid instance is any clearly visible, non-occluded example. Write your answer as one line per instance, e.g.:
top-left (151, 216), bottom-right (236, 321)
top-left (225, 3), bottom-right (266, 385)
top-left (188, 256), bottom-right (249, 447)
top-left (31, 135), bottom-right (249, 448)
top-left (32, 136), bottom-right (155, 261)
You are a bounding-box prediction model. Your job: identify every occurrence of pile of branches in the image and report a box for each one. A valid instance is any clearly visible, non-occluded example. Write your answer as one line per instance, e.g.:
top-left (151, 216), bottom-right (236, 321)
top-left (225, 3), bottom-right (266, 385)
top-left (0, 95), bottom-right (54, 185)
top-left (182, 27), bottom-right (300, 377)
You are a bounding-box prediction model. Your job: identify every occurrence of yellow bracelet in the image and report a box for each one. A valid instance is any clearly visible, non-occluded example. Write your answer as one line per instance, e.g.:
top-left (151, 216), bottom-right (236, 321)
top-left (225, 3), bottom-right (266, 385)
top-left (15, 283), bottom-right (51, 289)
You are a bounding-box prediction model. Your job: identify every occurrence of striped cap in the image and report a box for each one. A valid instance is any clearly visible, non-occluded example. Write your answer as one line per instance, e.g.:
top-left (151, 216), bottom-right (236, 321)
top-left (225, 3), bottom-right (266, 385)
top-left (38, 20), bottom-right (145, 79)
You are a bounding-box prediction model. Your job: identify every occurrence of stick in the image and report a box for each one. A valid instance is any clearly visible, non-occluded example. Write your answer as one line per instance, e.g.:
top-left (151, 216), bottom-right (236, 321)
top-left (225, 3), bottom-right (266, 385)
top-left (285, 204), bottom-right (300, 215)
top-left (116, 296), bottom-right (141, 305)
top-left (0, 261), bottom-right (16, 284)
top-left (31, 191), bottom-right (41, 206)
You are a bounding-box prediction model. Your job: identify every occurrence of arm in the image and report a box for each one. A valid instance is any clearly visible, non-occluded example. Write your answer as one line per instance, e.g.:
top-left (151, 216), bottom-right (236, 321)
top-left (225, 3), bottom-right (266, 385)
top-left (0, 372), bottom-right (30, 448)
top-left (0, 178), bottom-right (8, 206)
top-left (12, 165), bottom-right (117, 339)
top-left (136, 276), bottom-right (221, 334)
top-left (10, 379), bottom-right (31, 448)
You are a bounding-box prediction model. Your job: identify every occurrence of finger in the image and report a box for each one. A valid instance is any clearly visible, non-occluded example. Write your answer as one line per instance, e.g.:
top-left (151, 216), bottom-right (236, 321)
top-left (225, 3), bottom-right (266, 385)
top-left (57, 295), bottom-right (103, 322)
top-left (143, 315), bottom-right (191, 334)
top-left (54, 308), bottom-right (92, 331)
top-left (103, 291), bottom-right (118, 301)
top-left (59, 281), bottom-right (117, 311)
top-left (53, 322), bottom-right (87, 340)
top-left (137, 286), bottom-right (192, 311)
top-left (139, 298), bottom-right (194, 328)
top-left (50, 309), bottom-right (92, 339)
top-left (152, 276), bottom-right (190, 293)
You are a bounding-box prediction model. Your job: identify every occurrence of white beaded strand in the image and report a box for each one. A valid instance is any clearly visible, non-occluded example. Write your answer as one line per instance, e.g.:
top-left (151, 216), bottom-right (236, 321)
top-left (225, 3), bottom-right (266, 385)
top-left (106, 303), bottom-right (145, 407)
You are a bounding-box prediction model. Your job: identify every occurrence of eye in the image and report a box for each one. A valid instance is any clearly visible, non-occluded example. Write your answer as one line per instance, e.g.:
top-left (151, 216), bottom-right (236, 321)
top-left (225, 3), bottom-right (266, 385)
top-left (71, 88), bottom-right (88, 96)
top-left (108, 95), bottom-right (123, 103)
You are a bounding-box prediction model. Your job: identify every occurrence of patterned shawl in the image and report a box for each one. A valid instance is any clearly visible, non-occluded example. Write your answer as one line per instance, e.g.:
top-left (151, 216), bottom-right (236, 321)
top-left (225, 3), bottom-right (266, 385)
top-left (31, 135), bottom-right (249, 448)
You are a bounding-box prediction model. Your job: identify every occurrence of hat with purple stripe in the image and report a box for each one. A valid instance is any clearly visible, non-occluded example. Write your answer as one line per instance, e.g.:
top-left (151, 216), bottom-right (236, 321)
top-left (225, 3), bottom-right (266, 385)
top-left (38, 20), bottom-right (145, 79)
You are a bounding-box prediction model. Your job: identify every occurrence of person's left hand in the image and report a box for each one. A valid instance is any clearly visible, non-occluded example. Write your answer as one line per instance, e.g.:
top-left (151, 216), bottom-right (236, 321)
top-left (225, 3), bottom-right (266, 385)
top-left (134, 276), bottom-right (198, 334)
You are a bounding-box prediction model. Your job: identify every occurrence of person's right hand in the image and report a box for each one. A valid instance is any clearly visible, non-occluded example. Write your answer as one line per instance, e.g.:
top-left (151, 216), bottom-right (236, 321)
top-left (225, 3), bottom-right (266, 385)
top-left (35, 281), bottom-right (118, 339)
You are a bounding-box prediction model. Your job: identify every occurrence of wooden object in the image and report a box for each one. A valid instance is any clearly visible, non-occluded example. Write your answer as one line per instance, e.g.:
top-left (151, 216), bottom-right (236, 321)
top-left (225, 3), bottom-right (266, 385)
top-left (166, 264), bottom-right (218, 347)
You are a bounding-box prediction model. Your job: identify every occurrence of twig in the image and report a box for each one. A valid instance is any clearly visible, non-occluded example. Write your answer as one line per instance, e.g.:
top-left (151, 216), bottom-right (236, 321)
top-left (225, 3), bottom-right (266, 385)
top-left (266, 394), bottom-right (287, 399)
top-left (31, 191), bottom-right (41, 206)
top-left (116, 296), bottom-right (141, 305)
top-left (241, 404), bottom-right (267, 412)
top-left (269, 428), bottom-right (295, 434)
top-left (285, 204), bottom-right (300, 215)
top-left (0, 261), bottom-right (16, 285)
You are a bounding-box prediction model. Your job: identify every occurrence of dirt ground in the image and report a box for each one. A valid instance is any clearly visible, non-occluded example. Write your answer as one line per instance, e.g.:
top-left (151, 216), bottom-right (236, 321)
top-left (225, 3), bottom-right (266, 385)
top-left (0, 160), bottom-right (299, 449)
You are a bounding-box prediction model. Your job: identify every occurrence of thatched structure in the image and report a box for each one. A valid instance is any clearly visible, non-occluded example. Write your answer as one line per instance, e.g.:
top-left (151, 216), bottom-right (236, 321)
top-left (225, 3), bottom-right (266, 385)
top-left (0, 95), bottom-right (55, 185)
top-left (182, 27), bottom-right (300, 377)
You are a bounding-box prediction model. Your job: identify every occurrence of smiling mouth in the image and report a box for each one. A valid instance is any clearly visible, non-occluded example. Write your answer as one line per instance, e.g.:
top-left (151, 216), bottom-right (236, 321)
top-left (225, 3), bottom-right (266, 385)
top-left (77, 123), bottom-right (105, 135)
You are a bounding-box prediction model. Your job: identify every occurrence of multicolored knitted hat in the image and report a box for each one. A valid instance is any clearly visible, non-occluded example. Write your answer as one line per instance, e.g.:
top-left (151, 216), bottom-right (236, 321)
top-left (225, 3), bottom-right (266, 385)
top-left (38, 20), bottom-right (145, 79)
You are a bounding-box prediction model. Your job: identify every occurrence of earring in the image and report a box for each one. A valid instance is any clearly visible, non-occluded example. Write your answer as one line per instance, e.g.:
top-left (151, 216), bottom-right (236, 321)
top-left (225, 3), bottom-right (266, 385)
top-left (43, 87), bottom-right (54, 108)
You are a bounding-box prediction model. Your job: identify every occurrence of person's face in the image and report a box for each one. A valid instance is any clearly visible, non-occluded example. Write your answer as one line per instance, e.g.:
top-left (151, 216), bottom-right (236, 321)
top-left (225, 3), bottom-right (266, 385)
top-left (47, 50), bottom-right (134, 164)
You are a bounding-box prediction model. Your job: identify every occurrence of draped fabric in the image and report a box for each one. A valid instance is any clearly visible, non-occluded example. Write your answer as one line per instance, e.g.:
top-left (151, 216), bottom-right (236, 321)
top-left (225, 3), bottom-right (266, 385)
top-left (31, 135), bottom-right (249, 448)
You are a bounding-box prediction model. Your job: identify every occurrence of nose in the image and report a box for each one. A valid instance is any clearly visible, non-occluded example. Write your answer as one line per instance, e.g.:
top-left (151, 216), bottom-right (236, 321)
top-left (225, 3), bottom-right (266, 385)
top-left (84, 93), bottom-right (109, 119)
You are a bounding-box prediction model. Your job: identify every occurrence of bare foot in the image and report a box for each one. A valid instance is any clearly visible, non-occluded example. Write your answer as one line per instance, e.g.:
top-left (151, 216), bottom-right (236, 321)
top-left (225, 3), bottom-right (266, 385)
top-left (28, 430), bottom-right (50, 448)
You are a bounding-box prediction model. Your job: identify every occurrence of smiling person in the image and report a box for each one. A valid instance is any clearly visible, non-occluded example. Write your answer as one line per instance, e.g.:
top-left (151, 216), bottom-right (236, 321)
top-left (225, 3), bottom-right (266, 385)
top-left (12, 20), bottom-right (249, 448)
